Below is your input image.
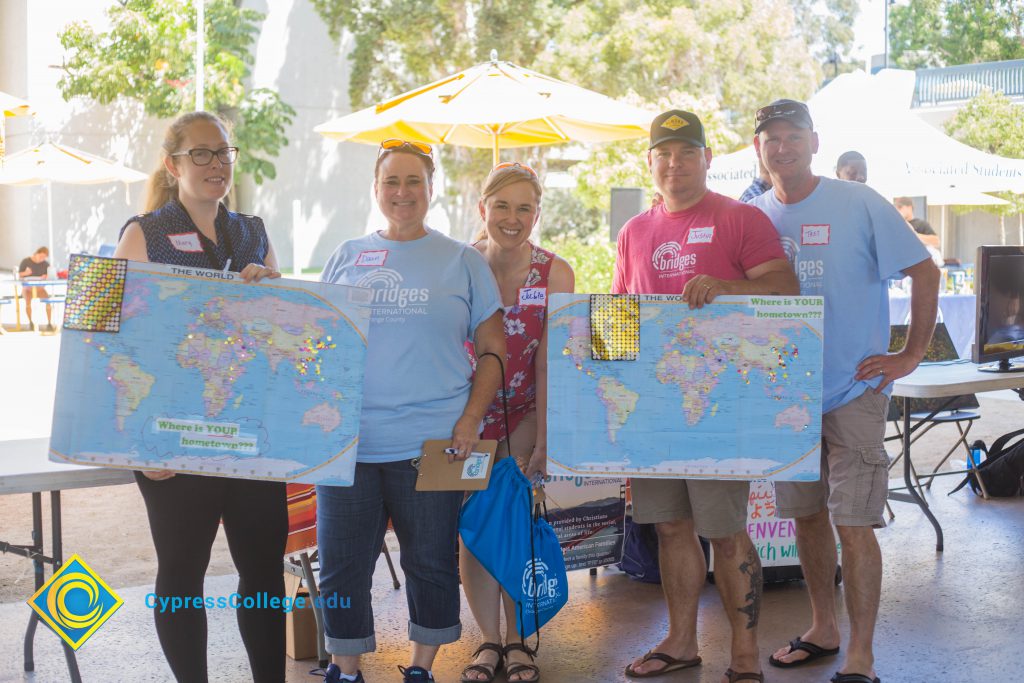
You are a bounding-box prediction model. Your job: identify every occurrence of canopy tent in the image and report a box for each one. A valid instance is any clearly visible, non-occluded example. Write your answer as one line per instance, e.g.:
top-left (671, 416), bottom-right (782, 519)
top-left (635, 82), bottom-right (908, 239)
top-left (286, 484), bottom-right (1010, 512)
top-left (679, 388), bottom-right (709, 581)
top-left (708, 69), bottom-right (1024, 202)
top-left (315, 52), bottom-right (655, 164)
top-left (0, 142), bottom-right (147, 266)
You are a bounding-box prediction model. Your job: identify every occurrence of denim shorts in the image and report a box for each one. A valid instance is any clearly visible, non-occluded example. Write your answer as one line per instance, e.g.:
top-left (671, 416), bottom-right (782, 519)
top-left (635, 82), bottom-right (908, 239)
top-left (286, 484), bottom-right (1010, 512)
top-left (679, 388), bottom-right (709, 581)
top-left (316, 459), bottom-right (463, 655)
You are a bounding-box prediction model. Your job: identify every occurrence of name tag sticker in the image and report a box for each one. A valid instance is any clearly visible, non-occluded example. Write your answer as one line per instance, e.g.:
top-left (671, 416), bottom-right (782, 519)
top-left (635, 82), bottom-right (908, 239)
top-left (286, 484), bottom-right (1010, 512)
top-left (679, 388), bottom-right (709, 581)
top-left (167, 232), bottom-right (203, 253)
top-left (355, 250), bottom-right (388, 267)
top-left (801, 224), bottom-right (830, 245)
top-left (519, 287), bottom-right (547, 307)
top-left (687, 227), bottom-right (715, 244)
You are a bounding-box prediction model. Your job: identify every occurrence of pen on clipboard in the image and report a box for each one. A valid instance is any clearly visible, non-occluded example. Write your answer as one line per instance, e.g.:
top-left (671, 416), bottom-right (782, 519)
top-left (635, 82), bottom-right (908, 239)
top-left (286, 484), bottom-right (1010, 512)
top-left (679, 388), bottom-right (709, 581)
top-left (223, 259), bottom-right (232, 273)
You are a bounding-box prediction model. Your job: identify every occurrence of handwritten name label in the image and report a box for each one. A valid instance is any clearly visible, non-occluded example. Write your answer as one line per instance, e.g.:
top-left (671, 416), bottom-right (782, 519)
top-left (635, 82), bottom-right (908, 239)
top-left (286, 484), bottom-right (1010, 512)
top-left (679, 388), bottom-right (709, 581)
top-left (687, 226), bottom-right (715, 244)
top-left (801, 224), bottom-right (830, 246)
top-left (355, 250), bottom-right (388, 267)
top-left (519, 287), bottom-right (547, 307)
top-left (167, 232), bottom-right (203, 253)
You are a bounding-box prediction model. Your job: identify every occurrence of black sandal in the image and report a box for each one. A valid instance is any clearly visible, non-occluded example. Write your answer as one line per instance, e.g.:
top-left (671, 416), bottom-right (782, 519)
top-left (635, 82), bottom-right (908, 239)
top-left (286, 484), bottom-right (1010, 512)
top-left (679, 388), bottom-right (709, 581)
top-left (460, 642), bottom-right (503, 683)
top-left (725, 669), bottom-right (764, 683)
top-left (830, 673), bottom-right (880, 683)
top-left (768, 636), bottom-right (841, 668)
top-left (503, 642), bottom-right (540, 683)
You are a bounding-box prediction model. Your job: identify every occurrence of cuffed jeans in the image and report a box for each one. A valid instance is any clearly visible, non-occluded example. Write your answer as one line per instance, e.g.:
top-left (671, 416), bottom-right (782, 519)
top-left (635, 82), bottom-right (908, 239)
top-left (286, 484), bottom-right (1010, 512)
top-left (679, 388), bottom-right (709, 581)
top-left (316, 459), bottom-right (463, 655)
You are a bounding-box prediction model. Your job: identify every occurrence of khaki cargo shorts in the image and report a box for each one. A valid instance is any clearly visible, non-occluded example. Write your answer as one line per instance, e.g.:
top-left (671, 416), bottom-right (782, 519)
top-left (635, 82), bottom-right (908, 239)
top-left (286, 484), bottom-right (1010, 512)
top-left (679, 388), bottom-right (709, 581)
top-left (630, 477), bottom-right (750, 539)
top-left (775, 389), bottom-right (890, 528)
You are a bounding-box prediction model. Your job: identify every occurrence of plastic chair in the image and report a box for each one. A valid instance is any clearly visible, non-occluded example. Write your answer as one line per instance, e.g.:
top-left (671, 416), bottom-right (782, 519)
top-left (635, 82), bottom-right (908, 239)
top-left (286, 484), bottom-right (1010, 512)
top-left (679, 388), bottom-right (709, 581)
top-left (885, 323), bottom-right (980, 516)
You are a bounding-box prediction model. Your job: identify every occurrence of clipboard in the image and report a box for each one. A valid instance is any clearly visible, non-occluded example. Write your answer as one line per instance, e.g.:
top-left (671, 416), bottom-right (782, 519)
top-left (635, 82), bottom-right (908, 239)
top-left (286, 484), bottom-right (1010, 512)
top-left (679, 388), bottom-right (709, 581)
top-left (415, 439), bottom-right (499, 491)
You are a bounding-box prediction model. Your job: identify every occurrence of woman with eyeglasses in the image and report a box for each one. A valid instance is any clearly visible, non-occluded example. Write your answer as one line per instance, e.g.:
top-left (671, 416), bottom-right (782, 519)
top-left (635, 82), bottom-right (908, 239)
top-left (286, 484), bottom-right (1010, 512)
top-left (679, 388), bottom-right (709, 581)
top-left (315, 139), bottom-right (506, 683)
top-left (459, 162), bottom-right (574, 683)
top-left (113, 111), bottom-right (287, 683)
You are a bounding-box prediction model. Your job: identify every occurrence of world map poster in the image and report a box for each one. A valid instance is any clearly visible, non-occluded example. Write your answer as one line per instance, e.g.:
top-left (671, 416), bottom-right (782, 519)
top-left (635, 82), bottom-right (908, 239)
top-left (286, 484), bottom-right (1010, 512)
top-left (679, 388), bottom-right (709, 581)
top-left (49, 256), bottom-right (371, 485)
top-left (547, 293), bottom-right (824, 481)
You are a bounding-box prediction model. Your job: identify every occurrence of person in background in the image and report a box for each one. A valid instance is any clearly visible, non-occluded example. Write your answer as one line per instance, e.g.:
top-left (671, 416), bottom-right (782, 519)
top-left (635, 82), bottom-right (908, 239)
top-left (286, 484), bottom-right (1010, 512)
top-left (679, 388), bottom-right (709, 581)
top-left (315, 139), bottom-right (506, 683)
top-left (894, 197), bottom-right (943, 266)
top-left (18, 246), bottom-right (53, 331)
top-left (114, 110), bottom-right (287, 683)
top-left (750, 98), bottom-right (939, 683)
top-left (618, 109), bottom-right (799, 683)
top-left (460, 162), bottom-right (575, 683)
top-left (739, 159), bottom-right (773, 202)
top-left (835, 151), bottom-right (867, 184)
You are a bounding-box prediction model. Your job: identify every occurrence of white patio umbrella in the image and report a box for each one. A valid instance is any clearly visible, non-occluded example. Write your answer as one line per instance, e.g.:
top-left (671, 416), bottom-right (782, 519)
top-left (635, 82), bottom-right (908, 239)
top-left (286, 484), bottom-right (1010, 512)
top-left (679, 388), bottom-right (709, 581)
top-left (315, 51), bottom-right (656, 164)
top-left (0, 142), bottom-right (147, 265)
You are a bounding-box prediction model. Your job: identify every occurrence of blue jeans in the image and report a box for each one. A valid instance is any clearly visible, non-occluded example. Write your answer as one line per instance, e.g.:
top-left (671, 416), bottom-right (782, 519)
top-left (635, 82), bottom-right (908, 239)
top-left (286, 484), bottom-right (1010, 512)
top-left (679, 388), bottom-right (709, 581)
top-left (316, 459), bottom-right (463, 655)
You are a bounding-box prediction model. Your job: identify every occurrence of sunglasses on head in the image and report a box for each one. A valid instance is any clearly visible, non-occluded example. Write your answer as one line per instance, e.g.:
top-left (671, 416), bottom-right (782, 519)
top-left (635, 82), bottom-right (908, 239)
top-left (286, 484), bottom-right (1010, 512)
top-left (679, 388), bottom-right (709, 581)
top-left (378, 139), bottom-right (433, 157)
top-left (493, 161), bottom-right (538, 177)
top-left (755, 102), bottom-right (809, 123)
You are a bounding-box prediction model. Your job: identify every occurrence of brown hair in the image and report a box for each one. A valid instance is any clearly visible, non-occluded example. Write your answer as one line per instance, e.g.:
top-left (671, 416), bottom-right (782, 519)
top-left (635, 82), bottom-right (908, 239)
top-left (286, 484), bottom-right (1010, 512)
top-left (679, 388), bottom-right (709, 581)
top-left (374, 145), bottom-right (435, 183)
top-left (34, 246), bottom-right (49, 256)
top-left (473, 164), bottom-right (543, 242)
top-left (143, 111), bottom-right (232, 213)
top-left (893, 196), bottom-right (913, 208)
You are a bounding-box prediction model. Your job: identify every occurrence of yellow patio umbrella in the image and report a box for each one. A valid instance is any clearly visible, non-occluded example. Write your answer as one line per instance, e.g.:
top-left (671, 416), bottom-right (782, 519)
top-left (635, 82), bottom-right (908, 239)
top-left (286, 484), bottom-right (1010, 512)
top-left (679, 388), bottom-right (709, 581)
top-left (315, 52), bottom-right (655, 164)
top-left (0, 142), bottom-right (147, 265)
top-left (1, 91), bottom-right (34, 165)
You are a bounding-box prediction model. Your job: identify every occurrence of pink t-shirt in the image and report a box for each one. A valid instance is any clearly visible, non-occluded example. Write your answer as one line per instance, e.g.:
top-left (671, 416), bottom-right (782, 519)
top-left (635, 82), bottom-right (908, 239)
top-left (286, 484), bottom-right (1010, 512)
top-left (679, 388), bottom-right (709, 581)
top-left (612, 191), bottom-right (785, 294)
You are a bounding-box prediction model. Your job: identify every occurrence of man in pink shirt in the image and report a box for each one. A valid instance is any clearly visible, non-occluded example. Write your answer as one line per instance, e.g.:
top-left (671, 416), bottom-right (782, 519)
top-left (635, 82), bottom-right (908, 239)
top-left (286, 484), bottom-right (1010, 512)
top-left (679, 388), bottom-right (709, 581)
top-left (618, 110), bottom-right (798, 683)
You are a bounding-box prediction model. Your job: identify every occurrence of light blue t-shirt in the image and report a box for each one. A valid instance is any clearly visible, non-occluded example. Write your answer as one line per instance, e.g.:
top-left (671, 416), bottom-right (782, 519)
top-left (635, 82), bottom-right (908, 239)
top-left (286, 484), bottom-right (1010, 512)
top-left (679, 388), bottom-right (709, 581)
top-left (321, 228), bottom-right (502, 462)
top-left (750, 177), bottom-right (930, 413)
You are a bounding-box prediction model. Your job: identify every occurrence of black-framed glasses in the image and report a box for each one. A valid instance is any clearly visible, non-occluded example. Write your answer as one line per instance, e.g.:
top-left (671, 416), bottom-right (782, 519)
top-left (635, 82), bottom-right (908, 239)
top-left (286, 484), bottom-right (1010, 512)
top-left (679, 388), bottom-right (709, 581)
top-left (755, 102), bottom-right (809, 123)
top-left (170, 147), bottom-right (240, 166)
top-left (378, 139), bottom-right (433, 158)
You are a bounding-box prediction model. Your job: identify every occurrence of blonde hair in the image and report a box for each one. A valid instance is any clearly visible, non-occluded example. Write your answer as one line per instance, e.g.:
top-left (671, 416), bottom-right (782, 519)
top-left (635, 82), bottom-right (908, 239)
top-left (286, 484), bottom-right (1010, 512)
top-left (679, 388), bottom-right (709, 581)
top-left (473, 164), bottom-right (543, 242)
top-left (143, 111), bottom-right (232, 213)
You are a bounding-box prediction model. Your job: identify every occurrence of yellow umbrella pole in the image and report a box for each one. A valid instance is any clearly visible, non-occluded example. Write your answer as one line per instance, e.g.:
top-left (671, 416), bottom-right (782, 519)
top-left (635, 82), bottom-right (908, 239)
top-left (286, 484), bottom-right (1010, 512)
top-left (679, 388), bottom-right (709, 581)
top-left (1, 117), bottom-right (6, 166)
top-left (492, 133), bottom-right (499, 166)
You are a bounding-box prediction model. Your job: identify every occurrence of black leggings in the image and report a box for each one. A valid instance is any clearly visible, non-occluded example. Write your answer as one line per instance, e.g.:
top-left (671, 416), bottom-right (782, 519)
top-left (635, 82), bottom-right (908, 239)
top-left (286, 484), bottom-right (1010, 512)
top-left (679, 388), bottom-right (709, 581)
top-left (135, 473), bottom-right (288, 683)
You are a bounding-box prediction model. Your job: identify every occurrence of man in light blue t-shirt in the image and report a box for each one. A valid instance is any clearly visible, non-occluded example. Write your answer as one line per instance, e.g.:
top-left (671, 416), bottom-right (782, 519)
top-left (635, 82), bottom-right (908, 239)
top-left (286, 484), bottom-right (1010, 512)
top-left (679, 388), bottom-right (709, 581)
top-left (749, 99), bottom-right (939, 683)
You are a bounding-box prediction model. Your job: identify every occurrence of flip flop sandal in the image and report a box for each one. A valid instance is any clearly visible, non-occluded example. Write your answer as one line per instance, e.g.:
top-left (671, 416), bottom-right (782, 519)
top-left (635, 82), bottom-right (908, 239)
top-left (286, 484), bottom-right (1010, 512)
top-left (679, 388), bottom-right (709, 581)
top-left (624, 651), bottom-right (702, 678)
top-left (725, 669), bottom-right (765, 683)
top-left (460, 642), bottom-right (503, 683)
top-left (503, 642), bottom-right (540, 683)
top-left (768, 636), bottom-right (841, 668)
top-left (830, 673), bottom-right (881, 683)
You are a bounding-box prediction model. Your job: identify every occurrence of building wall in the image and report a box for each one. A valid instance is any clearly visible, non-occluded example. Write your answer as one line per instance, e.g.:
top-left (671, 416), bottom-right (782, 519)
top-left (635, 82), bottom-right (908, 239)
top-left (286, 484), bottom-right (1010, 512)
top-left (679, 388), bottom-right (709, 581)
top-left (0, 0), bottom-right (387, 273)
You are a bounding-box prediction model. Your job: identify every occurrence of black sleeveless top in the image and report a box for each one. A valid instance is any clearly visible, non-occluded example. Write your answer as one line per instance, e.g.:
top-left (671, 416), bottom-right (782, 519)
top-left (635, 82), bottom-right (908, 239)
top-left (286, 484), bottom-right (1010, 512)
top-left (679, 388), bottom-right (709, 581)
top-left (119, 200), bottom-right (269, 271)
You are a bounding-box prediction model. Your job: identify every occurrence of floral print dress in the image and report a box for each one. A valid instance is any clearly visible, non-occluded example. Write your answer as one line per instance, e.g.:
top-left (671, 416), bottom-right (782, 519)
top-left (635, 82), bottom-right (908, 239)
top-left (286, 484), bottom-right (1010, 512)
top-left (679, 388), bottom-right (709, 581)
top-left (470, 243), bottom-right (555, 442)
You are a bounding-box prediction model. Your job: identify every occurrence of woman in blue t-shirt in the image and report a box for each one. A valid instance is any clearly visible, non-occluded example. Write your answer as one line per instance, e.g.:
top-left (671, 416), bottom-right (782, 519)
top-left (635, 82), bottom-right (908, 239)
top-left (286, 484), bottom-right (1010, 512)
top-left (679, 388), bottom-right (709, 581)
top-left (315, 140), bottom-right (506, 683)
top-left (114, 111), bottom-right (287, 683)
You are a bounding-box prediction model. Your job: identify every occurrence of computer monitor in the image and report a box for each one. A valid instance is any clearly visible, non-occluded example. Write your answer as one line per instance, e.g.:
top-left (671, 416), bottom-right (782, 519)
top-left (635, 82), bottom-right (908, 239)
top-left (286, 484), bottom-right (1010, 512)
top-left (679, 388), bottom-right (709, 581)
top-left (973, 245), bottom-right (1024, 372)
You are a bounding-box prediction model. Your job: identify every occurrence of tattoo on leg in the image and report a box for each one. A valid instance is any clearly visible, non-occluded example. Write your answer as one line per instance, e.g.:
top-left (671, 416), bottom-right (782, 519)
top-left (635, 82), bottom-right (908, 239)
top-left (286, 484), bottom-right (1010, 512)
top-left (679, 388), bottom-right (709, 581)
top-left (737, 546), bottom-right (762, 629)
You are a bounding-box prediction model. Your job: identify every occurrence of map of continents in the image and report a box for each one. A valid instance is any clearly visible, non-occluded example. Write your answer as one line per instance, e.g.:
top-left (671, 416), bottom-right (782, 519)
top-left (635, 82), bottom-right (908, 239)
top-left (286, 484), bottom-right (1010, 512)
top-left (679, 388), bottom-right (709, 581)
top-left (546, 294), bottom-right (823, 481)
top-left (50, 261), bottom-right (369, 485)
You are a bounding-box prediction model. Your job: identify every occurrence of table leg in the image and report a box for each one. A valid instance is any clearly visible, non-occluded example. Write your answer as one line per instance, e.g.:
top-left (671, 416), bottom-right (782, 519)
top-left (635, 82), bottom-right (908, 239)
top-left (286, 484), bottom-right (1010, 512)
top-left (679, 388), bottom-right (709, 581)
top-left (51, 491), bottom-right (83, 683)
top-left (24, 492), bottom-right (43, 672)
top-left (902, 397), bottom-right (944, 552)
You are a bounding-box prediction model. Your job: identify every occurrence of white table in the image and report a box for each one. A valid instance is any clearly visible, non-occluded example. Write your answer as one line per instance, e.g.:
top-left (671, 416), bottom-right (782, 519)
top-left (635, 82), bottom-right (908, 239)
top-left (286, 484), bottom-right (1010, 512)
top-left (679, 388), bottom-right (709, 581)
top-left (0, 438), bottom-right (135, 682)
top-left (890, 363), bottom-right (1024, 552)
top-left (889, 293), bottom-right (975, 360)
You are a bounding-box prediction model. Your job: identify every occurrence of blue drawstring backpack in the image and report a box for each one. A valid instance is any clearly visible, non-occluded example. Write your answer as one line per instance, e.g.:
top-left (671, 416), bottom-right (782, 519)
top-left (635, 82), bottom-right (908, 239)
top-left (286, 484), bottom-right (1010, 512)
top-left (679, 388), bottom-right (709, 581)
top-left (459, 457), bottom-right (568, 643)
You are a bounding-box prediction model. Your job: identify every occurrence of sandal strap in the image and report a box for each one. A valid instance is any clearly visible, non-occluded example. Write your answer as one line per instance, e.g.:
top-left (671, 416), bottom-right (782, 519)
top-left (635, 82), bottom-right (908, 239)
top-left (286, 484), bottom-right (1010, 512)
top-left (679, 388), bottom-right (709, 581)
top-left (503, 642), bottom-right (536, 659)
top-left (830, 674), bottom-right (878, 683)
top-left (505, 663), bottom-right (541, 679)
top-left (463, 664), bottom-right (498, 676)
top-left (726, 669), bottom-right (765, 683)
top-left (473, 642), bottom-right (504, 658)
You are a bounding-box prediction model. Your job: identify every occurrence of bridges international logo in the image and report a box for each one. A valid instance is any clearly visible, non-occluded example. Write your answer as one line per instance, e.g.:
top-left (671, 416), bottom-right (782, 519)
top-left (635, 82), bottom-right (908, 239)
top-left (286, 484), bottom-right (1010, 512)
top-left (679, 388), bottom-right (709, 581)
top-left (27, 554), bottom-right (123, 650)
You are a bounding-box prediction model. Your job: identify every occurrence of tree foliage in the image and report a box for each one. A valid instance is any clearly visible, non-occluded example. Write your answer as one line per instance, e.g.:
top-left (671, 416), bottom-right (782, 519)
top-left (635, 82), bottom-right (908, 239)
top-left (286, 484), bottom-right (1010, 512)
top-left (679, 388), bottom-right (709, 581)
top-left (945, 90), bottom-right (1024, 215)
top-left (311, 0), bottom-right (827, 230)
top-left (890, 0), bottom-right (1024, 69)
top-left (58, 0), bottom-right (295, 184)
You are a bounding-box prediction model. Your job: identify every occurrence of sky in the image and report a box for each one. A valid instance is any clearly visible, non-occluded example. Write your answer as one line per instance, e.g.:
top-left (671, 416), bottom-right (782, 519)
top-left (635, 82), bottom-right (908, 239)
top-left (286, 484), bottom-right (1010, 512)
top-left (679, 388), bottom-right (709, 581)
top-left (852, 0), bottom-right (887, 68)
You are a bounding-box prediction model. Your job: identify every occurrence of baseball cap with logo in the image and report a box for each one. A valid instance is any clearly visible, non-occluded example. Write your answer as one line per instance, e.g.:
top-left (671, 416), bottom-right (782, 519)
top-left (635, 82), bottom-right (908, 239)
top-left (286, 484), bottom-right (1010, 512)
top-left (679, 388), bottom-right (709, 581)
top-left (649, 110), bottom-right (706, 150)
top-left (754, 99), bottom-right (814, 135)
